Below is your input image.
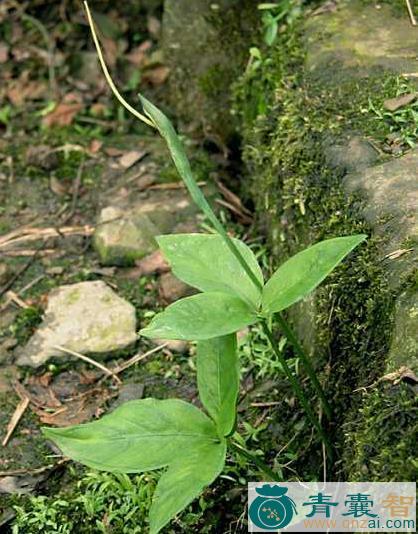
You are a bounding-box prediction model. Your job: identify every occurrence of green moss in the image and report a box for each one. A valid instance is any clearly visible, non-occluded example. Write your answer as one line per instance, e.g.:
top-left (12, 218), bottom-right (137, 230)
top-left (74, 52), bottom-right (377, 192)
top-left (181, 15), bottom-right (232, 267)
top-left (344, 383), bottom-right (418, 480)
top-left (233, 19), bottom-right (415, 479)
top-left (9, 307), bottom-right (43, 345)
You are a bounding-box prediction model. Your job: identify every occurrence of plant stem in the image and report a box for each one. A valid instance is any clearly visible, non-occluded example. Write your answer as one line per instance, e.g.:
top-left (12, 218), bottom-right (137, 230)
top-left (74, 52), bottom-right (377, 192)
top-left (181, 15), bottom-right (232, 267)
top-left (229, 441), bottom-right (281, 482)
top-left (261, 320), bottom-right (333, 460)
top-left (276, 313), bottom-right (332, 419)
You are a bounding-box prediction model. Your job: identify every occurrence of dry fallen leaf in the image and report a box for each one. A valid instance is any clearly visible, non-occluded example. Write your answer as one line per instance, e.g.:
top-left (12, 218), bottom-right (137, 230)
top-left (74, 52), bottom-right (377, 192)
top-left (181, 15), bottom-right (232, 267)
top-left (118, 149), bottom-right (147, 169)
top-left (104, 146), bottom-right (124, 157)
top-left (42, 102), bottom-right (83, 128)
top-left (126, 40), bottom-right (152, 67)
top-left (384, 93), bottom-right (417, 112)
top-left (49, 176), bottom-right (68, 196)
top-left (142, 65), bottom-right (170, 86)
top-left (135, 250), bottom-right (170, 275)
top-left (89, 139), bottom-right (103, 154)
top-left (147, 16), bottom-right (161, 38)
top-left (7, 79), bottom-right (47, 106)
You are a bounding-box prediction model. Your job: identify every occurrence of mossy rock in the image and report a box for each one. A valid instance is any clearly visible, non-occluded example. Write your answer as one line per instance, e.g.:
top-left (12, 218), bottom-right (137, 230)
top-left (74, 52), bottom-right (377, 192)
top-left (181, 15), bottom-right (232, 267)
top-left (233, 0), bottom-right (417, 479)
top-left (162, 0), bottom-right (259, 142)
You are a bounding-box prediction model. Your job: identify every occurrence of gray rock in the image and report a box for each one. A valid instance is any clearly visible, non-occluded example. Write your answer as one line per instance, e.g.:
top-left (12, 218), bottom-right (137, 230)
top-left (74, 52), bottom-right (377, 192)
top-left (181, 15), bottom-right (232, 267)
top-left (16, 281), bottom-right (137, 368)
top-left (113, 383), bottom-right (145, 409)
top-left (324, 135), bottom-right (379, 173)
top-left (94, 206), bottom-right (159, 266)
top-left (93, 188), bottom-right (203, 266)
top-left (344, 148), bottom-right (417, 289)
top-left (162, 0), bottom-right (258, 141)
top-left (305, 1), bottom-right (418, 79)
top-left (387, 289), bottom-right (418, 374)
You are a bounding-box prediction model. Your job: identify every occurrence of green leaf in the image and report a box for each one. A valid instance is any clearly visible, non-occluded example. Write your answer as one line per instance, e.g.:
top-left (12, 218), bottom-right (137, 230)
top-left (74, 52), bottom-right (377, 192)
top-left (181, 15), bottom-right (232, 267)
top-left (197, 334), bottom-right (239, 437)
top-left (139, 95), bottom-right (218, 230)
top-left (140, 292), bottom-right (257, 341)
top-left (262, 235), bottom-right (367, 315)
top-left (149, 440), bottom-right (226, 534)
top-left (264, 21), bottom-right (278, 46)
top-left (139, 94), bottom-right (263, 293)
top-left (42, 399), bottom-right (219, 472)
top-left (43, 398), bottom-right (226, 534)
top-left (157, 234), bottom-right (263, 308)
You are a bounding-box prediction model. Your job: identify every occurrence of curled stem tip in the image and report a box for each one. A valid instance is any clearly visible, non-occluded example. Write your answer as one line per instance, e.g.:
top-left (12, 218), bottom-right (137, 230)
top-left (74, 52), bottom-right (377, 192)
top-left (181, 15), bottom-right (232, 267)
top-left (83, 1), bottom-right (155, 129)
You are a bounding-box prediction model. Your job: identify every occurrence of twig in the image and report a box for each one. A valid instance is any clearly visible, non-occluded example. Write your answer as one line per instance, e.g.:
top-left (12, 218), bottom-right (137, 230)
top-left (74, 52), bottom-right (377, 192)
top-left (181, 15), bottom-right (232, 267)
top-left (250, 401), bottom-right (281, 407)
top-left (405, 0), bottom-right (417, 25)
top-left (0, 459), bottom-right (69, 477)
top-left (0, 225), bottom-right (94, 250)
top-left (53, 345), bottom-right (122, 384)
top-left (0, 249), bottom-right (55, 257)
top-left (2, 396), bottom-right (30, 447)
top-left (4, 290), bottom-right (29, 309)
top-left (147, 181), bottom-right (206, 190)
top-left (112, 343), bottom-right (168, 375)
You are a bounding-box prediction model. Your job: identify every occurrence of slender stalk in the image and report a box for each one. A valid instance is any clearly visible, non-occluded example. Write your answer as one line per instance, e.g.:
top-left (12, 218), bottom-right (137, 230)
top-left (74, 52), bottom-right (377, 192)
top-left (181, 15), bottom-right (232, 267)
top-left (261, 320), bottom-right (333, 460)
top-left (276, 313), bottom-right (332, 419)
top-left (229, 441), bottom-right (281, 482)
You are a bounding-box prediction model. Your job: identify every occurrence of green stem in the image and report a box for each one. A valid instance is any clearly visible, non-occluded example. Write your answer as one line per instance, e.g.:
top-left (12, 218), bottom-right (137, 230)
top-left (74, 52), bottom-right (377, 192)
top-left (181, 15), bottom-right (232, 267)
top-left (261, 320), bottom-right (333, 460)
top-left (276, 313), bottom-right (332, 420)
top-left (229, 441), bottom-right (281, 482)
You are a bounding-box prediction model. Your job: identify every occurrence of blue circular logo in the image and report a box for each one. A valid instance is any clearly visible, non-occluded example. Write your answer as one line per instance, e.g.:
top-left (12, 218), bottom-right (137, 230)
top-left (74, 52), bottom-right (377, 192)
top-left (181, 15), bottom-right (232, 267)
top-left (249, 485), bottom-right (297, 530)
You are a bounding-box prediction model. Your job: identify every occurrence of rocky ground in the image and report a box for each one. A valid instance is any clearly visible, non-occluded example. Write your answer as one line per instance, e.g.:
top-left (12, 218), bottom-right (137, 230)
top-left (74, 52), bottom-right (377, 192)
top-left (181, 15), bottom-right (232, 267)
top-left (0, 0), bottom-right (417, 533)
top-left (0, 2), bottom-right (291, 532)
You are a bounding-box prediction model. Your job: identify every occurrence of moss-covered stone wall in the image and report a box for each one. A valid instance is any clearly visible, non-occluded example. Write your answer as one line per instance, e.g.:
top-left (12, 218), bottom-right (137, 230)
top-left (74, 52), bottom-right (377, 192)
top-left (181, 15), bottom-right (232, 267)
top-left (161, 0), bottom-right (417, 480)
top-left (233, 1), bottom-right (417, 480)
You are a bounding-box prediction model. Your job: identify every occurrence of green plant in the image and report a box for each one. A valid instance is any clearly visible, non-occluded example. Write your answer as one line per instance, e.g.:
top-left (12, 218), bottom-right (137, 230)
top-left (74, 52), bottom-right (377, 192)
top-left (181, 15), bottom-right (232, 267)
top-left (368, 78), bottom-right (418, 149)
top-left (258, 1), bottom-right (302, 46)
top-left (42, 4), bottom-right (367, 533)
top-left (12, 470), bottom-right (157, 534)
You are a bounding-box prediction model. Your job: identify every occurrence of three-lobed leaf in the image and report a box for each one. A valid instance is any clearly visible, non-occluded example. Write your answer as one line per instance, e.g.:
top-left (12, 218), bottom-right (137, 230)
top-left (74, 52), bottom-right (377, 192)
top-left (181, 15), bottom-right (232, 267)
top-left (149, 440), bottom-right (226, 534)
top-left (197, 334), bottom-right (239, 437)
top-left (140, 292), bottom-right (257, 341)
top-left (262, 235), bottom-right (367, 315)
top-left (43, 398), bottom-right (226, 534)
top-left (157, 234), bottom-right (263, 308)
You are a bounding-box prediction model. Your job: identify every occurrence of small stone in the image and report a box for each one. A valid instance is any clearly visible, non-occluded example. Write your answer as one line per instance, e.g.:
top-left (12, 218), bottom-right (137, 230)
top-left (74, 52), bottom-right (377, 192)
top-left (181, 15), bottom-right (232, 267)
top-left (114, 383), bottom-right (145, 407)
top-left (324, 135), bottom-right (379, 173)
top-left (158, 272), bottom-right (194, 303)
top-left (153, 338), bottom-right (189, 354)
top-left (46, 266), bottom-right (64, 275)
top-left (94, 206), bottom-right (159, 266)
top-left (0, 262), bottom-right (10, 286)
top-left (15, 281), bottom-right (137, 368)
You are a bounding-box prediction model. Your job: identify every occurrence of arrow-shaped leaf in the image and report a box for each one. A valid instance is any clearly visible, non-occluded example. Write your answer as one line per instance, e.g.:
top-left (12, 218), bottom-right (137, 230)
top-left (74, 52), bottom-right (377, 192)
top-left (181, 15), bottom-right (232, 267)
top-left (43, 398), bottom-right (227, 534)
